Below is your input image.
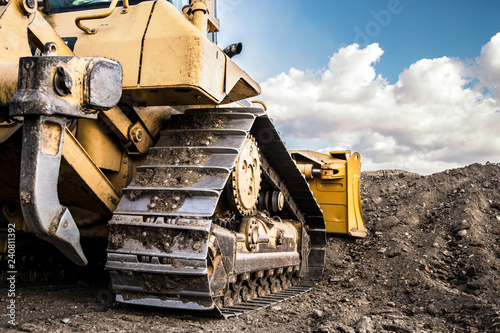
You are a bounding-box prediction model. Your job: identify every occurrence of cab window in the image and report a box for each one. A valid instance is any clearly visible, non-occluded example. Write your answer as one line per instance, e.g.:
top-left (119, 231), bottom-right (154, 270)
top-left (47, 0), bottom-right (186, 13)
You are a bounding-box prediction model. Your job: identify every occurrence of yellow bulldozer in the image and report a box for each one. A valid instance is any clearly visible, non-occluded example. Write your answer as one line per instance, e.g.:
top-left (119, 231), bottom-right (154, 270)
top-left (0, 0), bottom-right (365, 317)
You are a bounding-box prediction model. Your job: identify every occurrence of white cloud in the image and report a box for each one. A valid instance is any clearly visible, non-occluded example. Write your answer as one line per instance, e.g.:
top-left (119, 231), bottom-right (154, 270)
top-left (476, 33), bottom-right (500, 99)
top-left (261, 36), bottom-right (500, 175)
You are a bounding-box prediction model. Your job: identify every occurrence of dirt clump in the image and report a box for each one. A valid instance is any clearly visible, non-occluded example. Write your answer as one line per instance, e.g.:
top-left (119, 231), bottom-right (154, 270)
top-left (147, 148), bottom-right (212, 166)
top-left (147, 192), bottom-right (189, 213)
top-left (135, 168), bottom-right (206, 188)
top-left (172, 114), bottom-right (227, 130)
top-left (107, 224), bottom-right (206, 253)
top-left (142, 274), bottom-right (206, 293)
top-left (2, 163), bottom-right (499, 332)
top-left (168, 131), bottom-right (223, 147)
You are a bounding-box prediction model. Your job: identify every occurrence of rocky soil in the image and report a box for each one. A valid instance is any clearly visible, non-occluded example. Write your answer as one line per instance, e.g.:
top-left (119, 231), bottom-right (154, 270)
top-left (2, 163), bottom-right (500, 332)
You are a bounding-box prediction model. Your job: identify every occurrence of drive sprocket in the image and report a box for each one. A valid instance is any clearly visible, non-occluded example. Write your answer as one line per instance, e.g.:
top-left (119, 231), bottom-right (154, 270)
top-left (229, 135), bottom-right (261, 216)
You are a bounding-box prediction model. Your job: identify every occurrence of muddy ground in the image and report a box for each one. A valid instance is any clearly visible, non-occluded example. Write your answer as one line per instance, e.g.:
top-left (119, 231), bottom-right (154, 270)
top-left (1, 163), bottom-right (499, 332)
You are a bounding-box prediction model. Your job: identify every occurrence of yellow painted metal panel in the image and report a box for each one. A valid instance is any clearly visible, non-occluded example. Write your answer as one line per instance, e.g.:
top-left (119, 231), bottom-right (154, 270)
top-left (316, 176), bottom-right (345, 192)
top-left (76, 118), bottom-right (122, 172)
top-left (46, 2), bottom-right (154, 87)
top-left (0, 62), bottom-right (18, 106)
top-left (45, 1), bottom-right (260, 105)
top-left (222, 58), bottom-right (262, 104)
top-left (29, 11), bottom-right (74, 56)
top-left (0, 0), bottom-right (31, 105)
top-left (140, 1), bottom-right (224, 100)
top-left (346, 153), bottom-right (367, 237)
top-left (0, 1), bottom-right (31, 63)
top-left (62, 128), bottom-right (120, 214)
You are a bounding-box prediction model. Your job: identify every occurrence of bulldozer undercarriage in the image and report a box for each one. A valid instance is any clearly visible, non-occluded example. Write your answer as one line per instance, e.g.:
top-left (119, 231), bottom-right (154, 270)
top-left (105, 108), bottom-right (326, 317)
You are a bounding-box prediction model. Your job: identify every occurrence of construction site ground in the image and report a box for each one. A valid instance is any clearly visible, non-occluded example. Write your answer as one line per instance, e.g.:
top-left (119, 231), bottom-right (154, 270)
top-left (1, 163), bottom-right (499, 333)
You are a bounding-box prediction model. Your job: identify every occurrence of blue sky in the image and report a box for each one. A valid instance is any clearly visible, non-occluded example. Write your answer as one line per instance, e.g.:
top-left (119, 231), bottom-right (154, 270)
top-left (217, 1), bottom-right (500, 174)
top-left (218, 1), bottom-right (500, 83)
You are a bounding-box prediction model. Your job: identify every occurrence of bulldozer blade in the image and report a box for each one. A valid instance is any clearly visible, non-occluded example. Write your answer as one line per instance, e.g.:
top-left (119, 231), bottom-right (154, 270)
top-left (291, 150), bottom-right (367, 237)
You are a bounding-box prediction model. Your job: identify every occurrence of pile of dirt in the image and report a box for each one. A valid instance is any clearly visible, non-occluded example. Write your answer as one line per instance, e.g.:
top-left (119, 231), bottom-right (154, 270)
top-left (312, 163), bottom-right (500, 332)
top-left (2, 163), bottom-right (499, 332)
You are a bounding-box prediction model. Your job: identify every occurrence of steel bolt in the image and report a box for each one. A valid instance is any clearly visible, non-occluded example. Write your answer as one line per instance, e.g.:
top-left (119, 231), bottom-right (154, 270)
top-left (130, 127), bottom-right (143, 143)
top-left (54, 67), bottom-right (73, 96)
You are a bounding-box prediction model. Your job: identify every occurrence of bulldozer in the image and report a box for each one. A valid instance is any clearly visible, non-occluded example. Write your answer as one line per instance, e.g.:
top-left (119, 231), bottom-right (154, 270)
top-left (0, 0), bottom-right (327, 316)
top-left (0, 0), bottom-right (365, 317)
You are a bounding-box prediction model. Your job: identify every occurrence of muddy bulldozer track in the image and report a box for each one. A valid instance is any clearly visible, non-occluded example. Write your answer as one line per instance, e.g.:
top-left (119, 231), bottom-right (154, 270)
top-left (105, 108), bottom-right (326, 317)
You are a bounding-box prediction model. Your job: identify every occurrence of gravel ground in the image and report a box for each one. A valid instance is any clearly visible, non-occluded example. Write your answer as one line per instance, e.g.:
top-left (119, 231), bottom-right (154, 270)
top-left (1, 163), bottom-right (499, 332)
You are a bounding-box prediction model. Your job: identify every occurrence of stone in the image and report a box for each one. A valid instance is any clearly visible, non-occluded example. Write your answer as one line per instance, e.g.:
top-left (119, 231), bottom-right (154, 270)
top-left (426, 304), bottom-right (438, 316)
top-left (312, 309), bottom-right (324, 319)
top-left (329, 277), bottom-right (343, 284)
top-left (419, 264), bottom-right (432, 274)
top-left (493, 226), bottom-right (500, 235)
top-left (355, 316), bottom-right (373, 333)
top-left (318, 325), bottom-right (331, 333)
top-left (376, 216), bottom-right (400, 231)
top-left (442, 250), bottom-right (453, 257)
top-left (61, 318), bottom-right (70, 324)
top-left (386, 247), bottom-right (402, 258)
top-left (337, 324), bottom-right (356, 333)
top-left (467, 280), bottom-right (486, 290)
top-left (453, 220), bottom-right (471, 232)
top-left (466, 266), bottom-right (477, 277)
top-left (457, 229), bottom-right (468, 237)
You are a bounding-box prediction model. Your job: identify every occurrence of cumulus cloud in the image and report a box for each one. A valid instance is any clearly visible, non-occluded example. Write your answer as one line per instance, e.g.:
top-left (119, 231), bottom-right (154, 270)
top-left (261, 35), bottom-right (500, 175)
top-left (476, 33), bottom-right (500, 98)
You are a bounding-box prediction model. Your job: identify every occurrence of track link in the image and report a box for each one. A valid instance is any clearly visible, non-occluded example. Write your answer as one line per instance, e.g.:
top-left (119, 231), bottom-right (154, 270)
top-left (105, 108), bottom-right (326, 316)
top-left (219, 283), bottom-right (313, 318)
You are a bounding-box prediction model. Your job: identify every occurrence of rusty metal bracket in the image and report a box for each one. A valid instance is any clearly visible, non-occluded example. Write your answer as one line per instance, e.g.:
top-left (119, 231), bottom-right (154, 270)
top-left (10, 44), bottom-right (122, 118)
top-left (98, 106), bottom-right (153, 154)
top-left (9, 47), bottom-right (122, 266)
